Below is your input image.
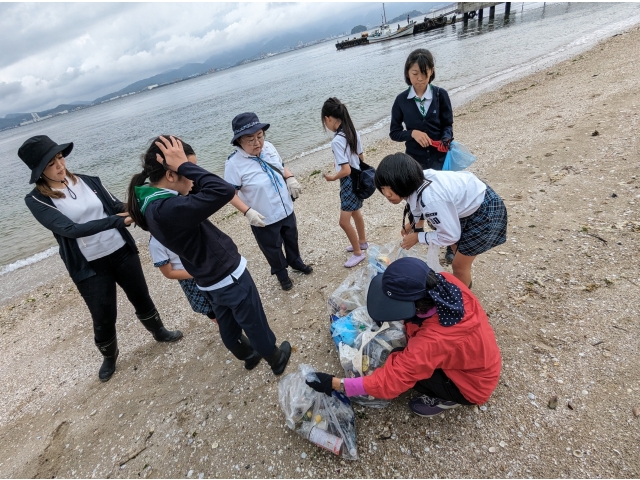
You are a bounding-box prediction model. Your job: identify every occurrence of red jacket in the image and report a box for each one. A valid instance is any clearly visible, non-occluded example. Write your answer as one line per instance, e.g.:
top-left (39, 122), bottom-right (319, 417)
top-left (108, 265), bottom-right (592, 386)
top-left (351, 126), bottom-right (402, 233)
top-left (362, 272), bottom-right (501, 405)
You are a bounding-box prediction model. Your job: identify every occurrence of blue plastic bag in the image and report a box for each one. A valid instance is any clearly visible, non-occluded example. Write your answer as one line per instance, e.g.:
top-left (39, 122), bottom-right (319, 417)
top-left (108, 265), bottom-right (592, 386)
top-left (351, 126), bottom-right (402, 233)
top-left (443, 141), bottom-right (476, 171)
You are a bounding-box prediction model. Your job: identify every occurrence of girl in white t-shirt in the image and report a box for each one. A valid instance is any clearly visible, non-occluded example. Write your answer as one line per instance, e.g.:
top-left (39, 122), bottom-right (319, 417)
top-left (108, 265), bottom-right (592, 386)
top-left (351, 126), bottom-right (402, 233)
top-left (321, 97), bottom-right (368, 268)
top-left (374, 152), bottom-right (507, 288)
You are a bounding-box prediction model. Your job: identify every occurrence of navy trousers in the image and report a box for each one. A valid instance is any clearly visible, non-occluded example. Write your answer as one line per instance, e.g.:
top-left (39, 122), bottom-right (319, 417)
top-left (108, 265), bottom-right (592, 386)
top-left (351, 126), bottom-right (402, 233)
top-left (251, 212), bottom-right (305, 281)
top-left (200, 269), bottom-right (277, 358)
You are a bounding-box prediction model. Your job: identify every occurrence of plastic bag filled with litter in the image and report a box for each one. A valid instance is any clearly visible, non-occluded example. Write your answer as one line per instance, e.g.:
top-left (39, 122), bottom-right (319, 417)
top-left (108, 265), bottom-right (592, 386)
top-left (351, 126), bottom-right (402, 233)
top-left (327, 264), bottom-right (378, 318)
top-left (278, 364), bottom-right (358, 460)
top-left (329, 307), bottom-right (407, 409)
top-left (442, 140), bottom-right (477, 171)
top-left (367, 242), bottom-right (397, 273)
top-left (395, 242), bottom-right (443, 273)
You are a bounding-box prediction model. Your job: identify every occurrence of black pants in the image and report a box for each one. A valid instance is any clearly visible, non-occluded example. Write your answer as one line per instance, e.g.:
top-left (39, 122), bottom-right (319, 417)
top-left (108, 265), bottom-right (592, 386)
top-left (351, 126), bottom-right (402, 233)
top-left (413, 369), bottom-right (474, 405)
top-left (200, 269), bottom-right (277, 358)
top-left (75, 245), bottom-right (155, 344)
top-left (251, 212), bottom-right (305, 281)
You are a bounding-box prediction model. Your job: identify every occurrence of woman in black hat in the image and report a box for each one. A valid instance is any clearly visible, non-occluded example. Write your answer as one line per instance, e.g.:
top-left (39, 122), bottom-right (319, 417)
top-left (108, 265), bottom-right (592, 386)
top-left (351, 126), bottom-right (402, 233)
top-left (224, 112), bottom-right (312, 291)
top-left (18, 135), bottom-right (183, 382)
top-left (306, 257), bottom-right (501, 417)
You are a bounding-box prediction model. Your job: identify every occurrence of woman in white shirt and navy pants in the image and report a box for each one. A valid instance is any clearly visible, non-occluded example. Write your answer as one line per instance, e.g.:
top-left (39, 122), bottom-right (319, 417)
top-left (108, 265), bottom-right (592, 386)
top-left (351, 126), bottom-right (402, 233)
top-left (224, 112), bottom-right (312, 291)
top-left (19, 135), bottom-right (182, 382)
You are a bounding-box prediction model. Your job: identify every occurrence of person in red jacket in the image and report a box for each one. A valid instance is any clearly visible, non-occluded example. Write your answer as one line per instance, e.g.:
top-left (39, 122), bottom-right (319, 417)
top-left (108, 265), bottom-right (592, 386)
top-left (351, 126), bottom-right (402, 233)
top-left (307, 257), bottom-right (501, 417)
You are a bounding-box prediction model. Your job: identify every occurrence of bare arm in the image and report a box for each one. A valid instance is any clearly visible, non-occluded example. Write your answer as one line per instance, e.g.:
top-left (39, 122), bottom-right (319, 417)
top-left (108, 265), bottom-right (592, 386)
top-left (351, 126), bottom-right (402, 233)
top-left (229, 193), bottom-right (250, 214)
top-left (158, 263), bottom-right (193, 280)
top-left (324, 163), bottom-right (351, 182)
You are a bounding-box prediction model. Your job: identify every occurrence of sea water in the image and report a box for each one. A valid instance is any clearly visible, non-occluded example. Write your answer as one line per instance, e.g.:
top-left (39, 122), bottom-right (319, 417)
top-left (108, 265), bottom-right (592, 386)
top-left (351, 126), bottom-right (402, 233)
top-left (1, 1), bottom-right (639, 277)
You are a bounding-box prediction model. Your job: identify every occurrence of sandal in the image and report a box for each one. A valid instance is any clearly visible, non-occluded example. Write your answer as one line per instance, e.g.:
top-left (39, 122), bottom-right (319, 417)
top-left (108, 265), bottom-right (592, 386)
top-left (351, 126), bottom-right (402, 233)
top-left (346, 242), bottom-right (369, 253)
top-left (344, 253), bottom-right (366, 268)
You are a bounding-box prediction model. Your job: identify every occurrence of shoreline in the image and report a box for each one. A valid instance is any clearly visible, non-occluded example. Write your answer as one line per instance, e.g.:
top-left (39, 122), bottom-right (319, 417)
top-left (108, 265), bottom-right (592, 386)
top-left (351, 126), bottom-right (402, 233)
top-left (4, 11), bottom-right (639, 302)
top-left (1, 21), bottom-right (640, 479)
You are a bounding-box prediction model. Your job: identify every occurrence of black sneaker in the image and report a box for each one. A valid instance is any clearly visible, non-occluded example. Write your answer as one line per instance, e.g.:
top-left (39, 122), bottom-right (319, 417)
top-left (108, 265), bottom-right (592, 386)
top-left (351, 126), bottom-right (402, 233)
top-left (279, 277), bottom-right (293, 291)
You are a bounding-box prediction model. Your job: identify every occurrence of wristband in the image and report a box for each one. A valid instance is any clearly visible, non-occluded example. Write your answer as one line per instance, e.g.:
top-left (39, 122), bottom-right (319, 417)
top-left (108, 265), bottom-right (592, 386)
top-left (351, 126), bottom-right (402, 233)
top-left (244, 207), bottom-right (251, 216)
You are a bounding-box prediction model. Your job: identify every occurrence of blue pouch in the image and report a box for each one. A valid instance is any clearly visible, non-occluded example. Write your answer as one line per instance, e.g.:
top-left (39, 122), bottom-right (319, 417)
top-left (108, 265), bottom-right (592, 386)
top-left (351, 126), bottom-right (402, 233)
top-left (443, 141), bottom-right (477, 171)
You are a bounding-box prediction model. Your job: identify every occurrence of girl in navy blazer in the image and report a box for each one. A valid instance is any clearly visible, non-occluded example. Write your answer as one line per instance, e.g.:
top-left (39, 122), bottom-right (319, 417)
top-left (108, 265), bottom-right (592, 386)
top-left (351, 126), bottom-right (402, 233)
top-left (389, 48), bottom-right (453, 171)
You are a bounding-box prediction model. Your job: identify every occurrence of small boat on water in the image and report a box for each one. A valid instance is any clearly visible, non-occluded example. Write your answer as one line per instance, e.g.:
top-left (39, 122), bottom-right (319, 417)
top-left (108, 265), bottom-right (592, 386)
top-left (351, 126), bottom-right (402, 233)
top-left (367, 22), bottom-right (415, 43)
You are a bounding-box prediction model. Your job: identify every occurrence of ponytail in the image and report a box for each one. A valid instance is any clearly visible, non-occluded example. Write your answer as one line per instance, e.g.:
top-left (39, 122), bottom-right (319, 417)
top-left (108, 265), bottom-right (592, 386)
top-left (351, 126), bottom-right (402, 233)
top-left (126, 135), bottom-right (191, 231)
top-left (126, 170), bottom-right (150, 231)
top-left (321, 97), bottom-right (359, 157)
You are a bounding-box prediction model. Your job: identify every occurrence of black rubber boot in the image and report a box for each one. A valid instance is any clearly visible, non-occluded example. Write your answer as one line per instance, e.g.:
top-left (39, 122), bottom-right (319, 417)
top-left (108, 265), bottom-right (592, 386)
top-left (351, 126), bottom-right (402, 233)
top-left (445, 246), bottom-right (455, 265)
top-left (265, 341), bottom-right (292, 375)
top-left (96, 335), bottom-right (119, 382)
top-left (229, 334), bottom-right (261, 370)
top-left (137, 309), bottom-right (183, 342)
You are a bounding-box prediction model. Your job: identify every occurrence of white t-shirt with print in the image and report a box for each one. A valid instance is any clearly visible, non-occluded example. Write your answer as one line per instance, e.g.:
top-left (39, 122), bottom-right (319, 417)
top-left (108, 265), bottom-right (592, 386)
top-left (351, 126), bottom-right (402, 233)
top-left (407, 169), bottom-right (486, 247)
top-left (331, 130), bottom-right (363, 172)
top-left (224, 140), bottom-right (294, 225)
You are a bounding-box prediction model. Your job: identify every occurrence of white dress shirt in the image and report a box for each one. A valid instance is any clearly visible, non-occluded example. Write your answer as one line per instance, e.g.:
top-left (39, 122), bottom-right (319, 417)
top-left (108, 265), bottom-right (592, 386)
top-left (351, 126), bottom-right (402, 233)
top-left (224, 140), bottom-right (294, 226)
top-left (331, 130), bottom-right (363, 172)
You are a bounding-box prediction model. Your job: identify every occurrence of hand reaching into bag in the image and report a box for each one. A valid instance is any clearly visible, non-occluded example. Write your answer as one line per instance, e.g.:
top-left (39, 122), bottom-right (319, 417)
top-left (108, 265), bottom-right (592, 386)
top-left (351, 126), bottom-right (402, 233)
top-left (244, 208), bottom-right (266, 227)
top-left (305, 372), bottom-right (335, 396)
top-left (285, 176), bottom-right (302, 199)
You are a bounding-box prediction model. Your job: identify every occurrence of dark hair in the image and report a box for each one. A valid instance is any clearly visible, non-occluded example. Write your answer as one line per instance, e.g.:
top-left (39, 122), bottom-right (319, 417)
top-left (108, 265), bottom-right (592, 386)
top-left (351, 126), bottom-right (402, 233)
top-left (404, 48), bottom-right (436, 86)
top-left (321, 97), bottom-right (358, 157)
top-left (414, 271), bottom-right (439, 314)
top-left (35, 169), bottom-right (78, 199)
top-left (126, 135), bottom-right (191, 231)
top-left (374, 152), bottom-right (425, 198)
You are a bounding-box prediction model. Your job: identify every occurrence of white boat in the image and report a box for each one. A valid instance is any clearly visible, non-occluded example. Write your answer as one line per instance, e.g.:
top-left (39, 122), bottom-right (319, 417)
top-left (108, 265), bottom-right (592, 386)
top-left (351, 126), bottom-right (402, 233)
top-left (367, 22), bottom-right (415, 43)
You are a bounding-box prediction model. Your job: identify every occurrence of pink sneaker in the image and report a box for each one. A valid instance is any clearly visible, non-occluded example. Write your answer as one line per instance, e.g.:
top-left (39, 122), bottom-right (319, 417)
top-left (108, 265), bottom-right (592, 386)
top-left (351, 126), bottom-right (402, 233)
top-left (344, 253), bottom-right (366, 268)
top-left (345, 242), bottom-right (369, 253)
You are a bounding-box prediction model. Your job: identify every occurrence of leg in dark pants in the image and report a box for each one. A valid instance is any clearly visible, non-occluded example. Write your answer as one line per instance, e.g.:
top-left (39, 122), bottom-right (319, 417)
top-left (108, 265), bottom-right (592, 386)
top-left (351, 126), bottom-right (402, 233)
top-left (251, 213), bottom-right (304, 281)
top-left (111, 246), bottom-right (156, 317)
top-left (200, 269), bottom-right (277, 357)
top-left (76, 264), bottom-right (119, 344)
top-left (413, 369), bottom-right (474, 405)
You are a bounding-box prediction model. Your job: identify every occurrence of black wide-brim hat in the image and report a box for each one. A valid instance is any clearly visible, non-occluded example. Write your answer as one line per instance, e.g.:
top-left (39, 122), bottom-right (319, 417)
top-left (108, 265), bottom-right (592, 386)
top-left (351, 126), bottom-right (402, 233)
top-left (230, 112), bottom-right (270, 145)
top-left (18, 135), bottom-right (74, 184)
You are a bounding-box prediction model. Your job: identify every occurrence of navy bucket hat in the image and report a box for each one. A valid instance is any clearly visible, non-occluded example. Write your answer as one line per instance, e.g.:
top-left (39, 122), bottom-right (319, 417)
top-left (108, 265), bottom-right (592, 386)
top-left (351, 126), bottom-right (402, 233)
top-left (366, 257), bottom-right (465, 326)
top-left (230, 112), bottom-right (270, 145)
top-left (18, 135), bottom-right (74, 184)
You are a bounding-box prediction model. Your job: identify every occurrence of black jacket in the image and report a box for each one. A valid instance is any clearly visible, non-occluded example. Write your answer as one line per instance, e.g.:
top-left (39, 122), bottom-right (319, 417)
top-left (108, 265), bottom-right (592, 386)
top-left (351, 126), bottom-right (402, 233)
top-left (24, 175), bottom-right (135, 284)
top-left (144, 162), bottom-right (240, 288)
top-left (389, 85), bottom-right (454, 169)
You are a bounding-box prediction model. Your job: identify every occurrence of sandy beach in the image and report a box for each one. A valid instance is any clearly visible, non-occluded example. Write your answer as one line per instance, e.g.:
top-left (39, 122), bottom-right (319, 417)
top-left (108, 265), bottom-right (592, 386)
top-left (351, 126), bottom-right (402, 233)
top-left (1, 23), bottom-right (639, 478)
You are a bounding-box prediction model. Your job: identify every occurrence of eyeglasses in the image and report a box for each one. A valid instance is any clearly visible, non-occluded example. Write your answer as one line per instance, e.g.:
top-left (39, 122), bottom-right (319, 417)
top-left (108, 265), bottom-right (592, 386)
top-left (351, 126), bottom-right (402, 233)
top-left (241, 133), bottom-right (265, 145)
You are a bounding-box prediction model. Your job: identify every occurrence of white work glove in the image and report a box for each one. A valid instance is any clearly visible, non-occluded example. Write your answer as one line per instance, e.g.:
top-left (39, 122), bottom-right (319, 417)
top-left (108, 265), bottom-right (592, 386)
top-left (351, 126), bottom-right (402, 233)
top-left (244, 208), bottom-right (266, 227)
top-left (285, 176), bottom-right (302, 199)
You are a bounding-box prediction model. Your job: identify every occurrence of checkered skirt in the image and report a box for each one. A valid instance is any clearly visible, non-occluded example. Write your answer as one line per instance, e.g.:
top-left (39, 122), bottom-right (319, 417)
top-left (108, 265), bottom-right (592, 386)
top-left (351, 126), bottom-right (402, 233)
top-left (339, 176), bottom-right (363, 212)
top-left (457, 185), bottom-right (507, 256)
top-left (178, 278), bottom-right (216, 316)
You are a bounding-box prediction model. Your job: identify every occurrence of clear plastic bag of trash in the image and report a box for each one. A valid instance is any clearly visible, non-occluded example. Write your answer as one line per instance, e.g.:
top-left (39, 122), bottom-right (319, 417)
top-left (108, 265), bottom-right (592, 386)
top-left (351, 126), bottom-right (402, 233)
top-left (442, 140), bottom-right (477, 171)
top-left (278, 364), bottom-right (358, 460)
top-left (327, 264), bottom-right (378, 317)
top-left (330, 306), bottom-right (376, 349)
top-left (367, 242), bottom-right (397, 273)
top-left (329, 307), bottom-right (408, 409)
top-left (395, 242), bottom-right (443, 273)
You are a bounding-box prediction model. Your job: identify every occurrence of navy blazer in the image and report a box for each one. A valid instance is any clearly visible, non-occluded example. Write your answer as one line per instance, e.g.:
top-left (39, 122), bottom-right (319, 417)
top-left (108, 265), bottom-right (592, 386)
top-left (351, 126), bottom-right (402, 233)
top-left (389, 85), bottom-right (454, 169)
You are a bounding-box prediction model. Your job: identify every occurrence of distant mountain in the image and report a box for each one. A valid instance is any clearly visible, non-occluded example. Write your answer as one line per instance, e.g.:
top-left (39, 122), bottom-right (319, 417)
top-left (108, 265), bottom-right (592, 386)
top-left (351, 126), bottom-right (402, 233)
top-left (389, 10), bottom-right (424, 23)
top-left (351, 25), bottom-right (367, 34)
top-left (1, 2), bottom-right (448, 130)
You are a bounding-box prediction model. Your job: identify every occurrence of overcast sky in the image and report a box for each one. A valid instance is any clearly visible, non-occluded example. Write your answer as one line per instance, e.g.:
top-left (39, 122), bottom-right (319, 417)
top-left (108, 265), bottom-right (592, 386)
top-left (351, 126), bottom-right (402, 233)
top-left (1, 2), bottom-right (432, 117)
